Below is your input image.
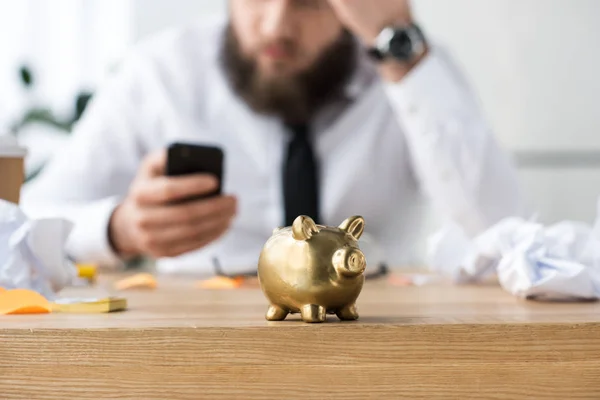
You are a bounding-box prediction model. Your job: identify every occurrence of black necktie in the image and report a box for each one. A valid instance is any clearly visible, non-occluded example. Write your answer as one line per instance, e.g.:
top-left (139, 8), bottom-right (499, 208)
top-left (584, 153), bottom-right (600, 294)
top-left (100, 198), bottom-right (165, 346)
top-left (283, 123), bottom-right (320, 227)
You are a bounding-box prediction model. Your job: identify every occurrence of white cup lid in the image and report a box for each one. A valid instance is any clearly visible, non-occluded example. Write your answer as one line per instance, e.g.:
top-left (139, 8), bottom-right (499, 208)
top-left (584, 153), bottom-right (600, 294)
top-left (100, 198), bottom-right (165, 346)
top-left (0, 135), bottom-right (27, 157)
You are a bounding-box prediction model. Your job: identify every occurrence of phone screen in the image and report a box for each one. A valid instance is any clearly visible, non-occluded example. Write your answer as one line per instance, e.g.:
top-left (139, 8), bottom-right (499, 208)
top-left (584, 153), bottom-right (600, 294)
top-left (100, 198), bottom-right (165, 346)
top-left (166, 142), bottom-right (224, 199)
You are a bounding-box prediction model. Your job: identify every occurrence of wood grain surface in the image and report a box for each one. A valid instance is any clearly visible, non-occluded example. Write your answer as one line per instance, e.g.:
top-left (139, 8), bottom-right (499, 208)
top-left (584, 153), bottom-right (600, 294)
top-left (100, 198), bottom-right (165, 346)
top-left (2, 274), bottom-right (600, 399)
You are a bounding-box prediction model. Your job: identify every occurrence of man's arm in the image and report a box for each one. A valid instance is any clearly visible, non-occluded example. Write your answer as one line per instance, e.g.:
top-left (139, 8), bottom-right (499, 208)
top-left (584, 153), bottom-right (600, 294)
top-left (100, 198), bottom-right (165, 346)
top-left (329, 0), bottom-right (527, 237)
top-left (383, 47), bottom-right (526, 237)
top-left (20, 53), bottom-right (152, 268)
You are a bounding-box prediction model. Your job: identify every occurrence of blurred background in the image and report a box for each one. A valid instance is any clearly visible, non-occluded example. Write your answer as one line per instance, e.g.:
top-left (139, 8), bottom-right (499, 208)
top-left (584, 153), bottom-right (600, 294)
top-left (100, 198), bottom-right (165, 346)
top-left (1, 0), bottom-right (599, 226)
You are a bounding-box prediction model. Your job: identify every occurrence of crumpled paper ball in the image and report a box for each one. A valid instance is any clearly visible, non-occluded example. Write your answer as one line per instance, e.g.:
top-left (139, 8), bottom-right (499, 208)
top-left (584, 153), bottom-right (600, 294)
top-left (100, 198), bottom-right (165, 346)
top-left (427, 198), bottom-right (600, 301)
top-left (0, 199), bottom-right (76, 300)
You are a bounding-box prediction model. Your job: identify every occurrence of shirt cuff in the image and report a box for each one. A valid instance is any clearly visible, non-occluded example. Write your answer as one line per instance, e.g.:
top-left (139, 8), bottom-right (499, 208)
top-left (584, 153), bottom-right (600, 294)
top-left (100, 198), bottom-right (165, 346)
top-left (64, 196), bottom-right (126, 269)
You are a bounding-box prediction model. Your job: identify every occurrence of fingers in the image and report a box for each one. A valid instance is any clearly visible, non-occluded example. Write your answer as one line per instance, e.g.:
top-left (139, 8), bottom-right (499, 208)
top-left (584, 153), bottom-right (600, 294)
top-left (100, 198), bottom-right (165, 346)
top-left (139, 212), bottom-right (234, 258)
top-left (135, 149), bottom-right (220, 204)
top-left (158, 211), bottom-right (233, 244)
top-left (121, 149), bottom-right (235, 259)
top-left (133, 174), bottom-right (220, 205)
top-left (140, 150), bottom-right (167, 178)
top-left (133, 196), bottom-right (237, 228)
top-left (127, 196), bottom-right (237, 258)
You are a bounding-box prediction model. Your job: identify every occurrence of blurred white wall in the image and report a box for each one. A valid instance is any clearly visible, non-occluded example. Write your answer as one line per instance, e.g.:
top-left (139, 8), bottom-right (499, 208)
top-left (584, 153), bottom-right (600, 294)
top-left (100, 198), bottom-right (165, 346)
top-left (131, 0), bottom-right (225, 41)
top-left (0, 0), bottom-right (132, 120)
top-left (411, 0), bottom-right (600, 224)
top-left (0, 0), bottom-right (133, 174)
top-left (414, 0), bottom-right (600, 151)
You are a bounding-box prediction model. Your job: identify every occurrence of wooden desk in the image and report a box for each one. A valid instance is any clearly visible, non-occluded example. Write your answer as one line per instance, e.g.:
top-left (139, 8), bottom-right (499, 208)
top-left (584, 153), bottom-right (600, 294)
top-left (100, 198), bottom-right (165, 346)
top-left (1, 275), bottom-right (600, 399)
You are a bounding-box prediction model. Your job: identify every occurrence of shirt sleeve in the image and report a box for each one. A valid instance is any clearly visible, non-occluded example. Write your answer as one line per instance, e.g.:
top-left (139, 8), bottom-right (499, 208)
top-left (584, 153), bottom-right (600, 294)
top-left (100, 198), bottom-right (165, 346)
top-left (20, 52), bottom-right (154, 269)
top-left (383, 45), bottom-right (527, 237)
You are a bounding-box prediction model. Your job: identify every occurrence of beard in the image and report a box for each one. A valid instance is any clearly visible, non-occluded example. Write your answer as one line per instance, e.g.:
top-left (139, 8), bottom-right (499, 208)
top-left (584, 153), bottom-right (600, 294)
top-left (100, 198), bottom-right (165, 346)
top-left (219, 23), bottom-right (358, 124)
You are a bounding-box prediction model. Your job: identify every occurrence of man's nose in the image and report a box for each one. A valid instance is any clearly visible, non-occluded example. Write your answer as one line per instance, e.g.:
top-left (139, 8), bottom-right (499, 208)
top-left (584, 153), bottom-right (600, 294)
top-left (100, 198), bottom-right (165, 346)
top-left (260, 0), bottom-right (296, 41)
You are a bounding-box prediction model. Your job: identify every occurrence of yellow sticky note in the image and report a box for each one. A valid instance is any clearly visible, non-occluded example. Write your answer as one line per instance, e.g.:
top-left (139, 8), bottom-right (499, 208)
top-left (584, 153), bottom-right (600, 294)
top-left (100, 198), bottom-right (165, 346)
top-left (0, 289), bottom-right (51, 315)
top-left (76, 264), bottom-right (98, 281)
top-left (388, 274), bottom-right (414, 287)
top-left (114, 273), bottom-right (157, 290)
top-left (51, 297), bottom-right (127, 314)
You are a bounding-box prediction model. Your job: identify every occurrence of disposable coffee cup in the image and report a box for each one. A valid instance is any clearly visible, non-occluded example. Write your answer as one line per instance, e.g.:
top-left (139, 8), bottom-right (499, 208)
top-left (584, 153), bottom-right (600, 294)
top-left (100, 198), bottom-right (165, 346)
top-left (0, 135), bottom-right (27, 205)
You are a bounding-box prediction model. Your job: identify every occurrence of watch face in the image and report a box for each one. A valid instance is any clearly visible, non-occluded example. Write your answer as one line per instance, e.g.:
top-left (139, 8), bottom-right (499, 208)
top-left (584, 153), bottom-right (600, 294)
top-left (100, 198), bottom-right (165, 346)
top-left (388, 30), bottom-right (413, 60)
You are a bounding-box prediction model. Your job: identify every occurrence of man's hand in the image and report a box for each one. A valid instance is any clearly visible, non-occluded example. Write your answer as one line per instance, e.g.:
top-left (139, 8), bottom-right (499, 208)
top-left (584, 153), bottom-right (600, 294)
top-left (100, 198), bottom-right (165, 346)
top-left (327, 0), bottom-right (413, 46)
top-left (328, 0), bottom-right (426, 82)
top-left (109, 150), bottom-right (237, 259)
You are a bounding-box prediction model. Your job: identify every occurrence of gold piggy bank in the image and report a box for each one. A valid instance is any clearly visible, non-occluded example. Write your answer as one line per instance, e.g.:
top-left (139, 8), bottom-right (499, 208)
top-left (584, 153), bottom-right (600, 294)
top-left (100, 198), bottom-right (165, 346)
top-left (257, 215), bottom-right (367, 323)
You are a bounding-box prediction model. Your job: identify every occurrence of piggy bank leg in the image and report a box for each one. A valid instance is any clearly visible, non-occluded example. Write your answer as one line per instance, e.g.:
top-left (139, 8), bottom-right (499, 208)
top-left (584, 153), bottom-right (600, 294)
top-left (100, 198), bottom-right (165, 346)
top-left (266, 305), bottom-right (289, 321)
top-left (300, 304), bottom-right (326, 323)
top-left (336, 303), bottom-right (359, 321)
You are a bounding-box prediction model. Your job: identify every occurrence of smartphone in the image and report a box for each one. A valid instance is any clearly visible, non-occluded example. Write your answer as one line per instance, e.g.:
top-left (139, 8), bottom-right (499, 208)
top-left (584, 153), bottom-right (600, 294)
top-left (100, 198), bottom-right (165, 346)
top-left (166, 142), bottom-right (224, 200)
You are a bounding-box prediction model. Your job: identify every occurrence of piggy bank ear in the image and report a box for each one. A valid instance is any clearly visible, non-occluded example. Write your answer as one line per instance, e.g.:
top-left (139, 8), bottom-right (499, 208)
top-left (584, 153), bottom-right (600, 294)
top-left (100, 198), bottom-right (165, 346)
top-left (292, 215), bottom-right (319, 241)
top-left (339, 216), bottom-right (365, 240)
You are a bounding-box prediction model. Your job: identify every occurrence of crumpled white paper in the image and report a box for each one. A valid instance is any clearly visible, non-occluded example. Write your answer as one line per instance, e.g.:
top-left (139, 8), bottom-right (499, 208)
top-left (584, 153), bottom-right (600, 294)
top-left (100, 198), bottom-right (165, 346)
top-left (0, 199), bottom-right (76, 300)
top-left (427, 199), bottom-right (600, 301)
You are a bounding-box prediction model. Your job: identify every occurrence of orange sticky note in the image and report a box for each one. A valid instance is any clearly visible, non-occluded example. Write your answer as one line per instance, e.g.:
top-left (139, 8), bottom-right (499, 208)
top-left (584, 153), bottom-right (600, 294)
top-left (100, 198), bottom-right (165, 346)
top-left (196, 276), bottom-right (244, 290)
top-left (114, 273), bottom-right (157, 290)
top-left (0, 289), bottom-right (51, 315)
top-left (388, 274), bottom-right (414, 287)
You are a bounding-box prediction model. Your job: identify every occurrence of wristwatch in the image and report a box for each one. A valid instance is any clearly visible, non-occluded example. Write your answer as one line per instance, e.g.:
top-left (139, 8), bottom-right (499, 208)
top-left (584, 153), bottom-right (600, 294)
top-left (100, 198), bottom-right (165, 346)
top-left (367, 23), bottom-right (427, 63)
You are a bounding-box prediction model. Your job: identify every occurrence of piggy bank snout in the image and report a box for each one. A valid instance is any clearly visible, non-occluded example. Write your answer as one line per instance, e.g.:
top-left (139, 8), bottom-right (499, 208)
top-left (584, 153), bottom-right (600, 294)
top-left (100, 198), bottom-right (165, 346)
top-left (333, 248), bottom-right (366, 277)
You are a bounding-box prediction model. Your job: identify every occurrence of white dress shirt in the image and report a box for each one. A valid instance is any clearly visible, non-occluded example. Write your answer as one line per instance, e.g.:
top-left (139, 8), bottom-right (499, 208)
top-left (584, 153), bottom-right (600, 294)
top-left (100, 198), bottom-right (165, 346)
top-left (21, 16), bottom-right (526, 275)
